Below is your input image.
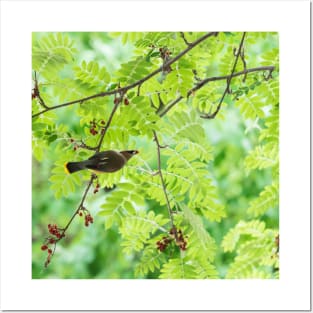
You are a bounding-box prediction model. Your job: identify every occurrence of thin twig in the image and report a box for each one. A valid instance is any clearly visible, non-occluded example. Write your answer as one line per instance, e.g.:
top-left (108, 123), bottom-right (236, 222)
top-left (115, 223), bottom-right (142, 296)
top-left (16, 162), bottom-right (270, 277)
top-left (63, 99), bottom-right (120, 232)
top-left (79, 140), bottom-right (98, 151)
top-left (46, 96), bottom-right (121, 266)
top-left (158, 65), bottom-right (275, 118)
top-left (153, 131), bottom-right (177, 239)
top-left (96, 100), bottom-right (120, 152)
top-left (180, 32), bottom-right (191, 46)
top-left (33, 71), bottom-right (49, 109)
top-left (201, 32), bottom-right (246, 119)
top-left (32, 32), bottom-right (219, 118)
top-left (59, 175), bottom-right (96, 237)
top-left (239, 48), bottom-right (247, 82)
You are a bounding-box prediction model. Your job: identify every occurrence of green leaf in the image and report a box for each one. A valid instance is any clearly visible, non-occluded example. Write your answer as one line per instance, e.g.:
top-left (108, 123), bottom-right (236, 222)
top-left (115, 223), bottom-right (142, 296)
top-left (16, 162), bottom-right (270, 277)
top-left (74, 60), bottom-right (111, 88)
top-left (49, 155), bottom-right (82, 199)
top-left (116, 96), bottom-right (159, 137)
top-left (235, 93), bottom-right (266, 120)
top-left (99, 182), bottom-right (145, 229)
top-left (32, 33), bottom-right (77, 79)
top-left (248, 182), bottom-right (279, 217)
top-left (116, 56), bottom-right (152, 84)
top-left (222, 220), bottom-right (278, 278)
top-left (135, 246), bottom-right (166, 277)
top-left (163, 146), bottom-right (225, 222)
top-left (119, 210), bottom-right (169, 254)
top-left (162, 59), bottom-right (194, 98)
top-left (222, 220), bottom-right (266, 252)
top-left (182, 204), bottom-right (216, 262)
top-left (245, 143), bottom-right (278, 170)
top-left (160, 258), bottom-right (196, 279)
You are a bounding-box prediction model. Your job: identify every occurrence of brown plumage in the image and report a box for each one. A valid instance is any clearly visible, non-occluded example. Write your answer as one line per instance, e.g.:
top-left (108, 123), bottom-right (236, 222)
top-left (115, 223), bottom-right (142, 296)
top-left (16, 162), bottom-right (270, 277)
top-left (64, 150), bottom-right (139, 174)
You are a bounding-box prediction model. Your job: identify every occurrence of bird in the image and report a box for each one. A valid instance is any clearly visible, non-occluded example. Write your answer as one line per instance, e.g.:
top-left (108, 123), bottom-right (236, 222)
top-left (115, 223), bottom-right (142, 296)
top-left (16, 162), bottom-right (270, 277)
top-left (64, 150), bottom-right (139, 174)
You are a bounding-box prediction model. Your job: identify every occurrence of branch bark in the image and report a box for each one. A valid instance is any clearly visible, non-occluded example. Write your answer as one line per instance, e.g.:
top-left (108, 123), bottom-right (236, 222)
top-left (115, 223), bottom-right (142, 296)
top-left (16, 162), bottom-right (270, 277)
top-left (201, 32), bottom-right (246, 119)
top-left (46, 96), bottom-right (121, 265)
top-left (153, 131), bottom-right (178, 240)
top-left (32, 32), bottom-right (218, 118)
top-left (158, 65), bottom-right (275, 118)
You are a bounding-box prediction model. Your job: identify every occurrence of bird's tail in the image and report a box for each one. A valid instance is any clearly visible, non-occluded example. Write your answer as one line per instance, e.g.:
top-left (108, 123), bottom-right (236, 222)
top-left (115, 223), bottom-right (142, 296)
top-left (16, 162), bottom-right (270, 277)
top-left (64, 161), bottom-right (86, 174)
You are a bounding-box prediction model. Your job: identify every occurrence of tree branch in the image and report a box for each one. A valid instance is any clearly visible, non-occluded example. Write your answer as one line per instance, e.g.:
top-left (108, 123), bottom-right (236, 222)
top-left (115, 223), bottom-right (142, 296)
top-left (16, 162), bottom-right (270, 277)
top-left (96, 100), bottom-right (120, 152)
top-left (201, 32), bottom-right (246, 119)
top-left (32, 71), bottom-right (50, 109)
top-left (180, 32), bottom-right (191, 46)
top-left (158, 65), bottom-right (275, 118)
top-left (43, 96), bottom-right (121, 267)
top-left (32, 32), bottom-right (218, 119)
top-left (153, 131), bottom-right (178, 240)
top-left (59, 174), bottom-right (96, 237)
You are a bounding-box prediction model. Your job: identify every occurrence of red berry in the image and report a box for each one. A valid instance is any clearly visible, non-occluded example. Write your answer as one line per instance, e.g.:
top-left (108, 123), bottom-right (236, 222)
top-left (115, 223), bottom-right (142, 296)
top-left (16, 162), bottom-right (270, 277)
top-left (41, 245), bottom-right (48, 251)
top-left (48, 249), bottom-right (52, 254)
top-left (124, 98), bottom-right (129, 105)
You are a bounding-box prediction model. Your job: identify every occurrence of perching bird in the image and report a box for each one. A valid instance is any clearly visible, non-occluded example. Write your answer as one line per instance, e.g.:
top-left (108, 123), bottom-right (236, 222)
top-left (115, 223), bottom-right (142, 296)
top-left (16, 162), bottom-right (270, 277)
top-left (64, 150), bottom-right (139, 174)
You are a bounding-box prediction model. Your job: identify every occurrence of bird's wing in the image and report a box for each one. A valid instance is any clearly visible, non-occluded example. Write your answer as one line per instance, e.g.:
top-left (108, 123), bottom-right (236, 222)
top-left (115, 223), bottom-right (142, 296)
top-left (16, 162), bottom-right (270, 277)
top-left (88, 151), bottom-right (113, 161)
top-left (86, 150), bottom-right (122, 172)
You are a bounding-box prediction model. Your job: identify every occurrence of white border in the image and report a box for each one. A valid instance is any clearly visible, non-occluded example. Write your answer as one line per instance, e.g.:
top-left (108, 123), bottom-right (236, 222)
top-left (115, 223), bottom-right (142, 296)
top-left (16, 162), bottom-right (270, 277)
top-left (0, 0), bottom-right (311, 310)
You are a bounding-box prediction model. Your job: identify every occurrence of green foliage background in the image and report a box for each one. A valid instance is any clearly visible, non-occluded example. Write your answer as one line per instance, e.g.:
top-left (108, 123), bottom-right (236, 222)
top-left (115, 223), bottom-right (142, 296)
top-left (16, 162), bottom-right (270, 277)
top-left (32, 32), bottom-right (279, 279)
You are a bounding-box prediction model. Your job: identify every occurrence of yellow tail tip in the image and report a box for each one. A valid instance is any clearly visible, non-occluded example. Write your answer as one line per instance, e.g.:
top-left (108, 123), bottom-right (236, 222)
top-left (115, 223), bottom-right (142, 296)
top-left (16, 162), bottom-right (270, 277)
top-left (64, 162), bottom-right (70, 174)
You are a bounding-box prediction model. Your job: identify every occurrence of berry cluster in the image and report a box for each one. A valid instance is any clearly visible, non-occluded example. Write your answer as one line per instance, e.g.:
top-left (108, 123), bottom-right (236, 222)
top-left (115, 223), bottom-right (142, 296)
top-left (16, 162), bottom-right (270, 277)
top-left (159, 47), bottom-right (172, 74)
top-left (173, 228), bottom-right (187, 251)
top-left (68, 138), bottom-right (80, 151)
top-left (41, 225), bottom-right (60, 268)
top-left (156, 236), bottom-right (172, 252)
top-left (32, 86), bottom-right (39, 100)
top-left (159, 47), bottom-right (172, 59)
top-left (48, 223), bottom-right (64, 239)
top-left (93, 181), bottom-right (100, 194)
top-left (41, 242), bottom-right (54, 267)
top-left (89, 119), bottom-right (104, 136)
top-left (78, 208), bottom-right (94, 227)
top-left (84, 213), bottom-right (94, 227)
top-left (114, 96), bottom-right (130, 106)
top-left (41, 244), bottom-right (49, 251)
top-left (114, 96), bottom-right (121, 105)
top-left (156, 227), bottom-right (188, 252)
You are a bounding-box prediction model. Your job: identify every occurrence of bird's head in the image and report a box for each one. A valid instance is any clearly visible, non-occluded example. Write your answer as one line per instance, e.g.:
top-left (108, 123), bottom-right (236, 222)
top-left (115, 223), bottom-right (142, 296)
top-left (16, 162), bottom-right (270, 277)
top-left (120, 150), bottom-right (139, 160)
